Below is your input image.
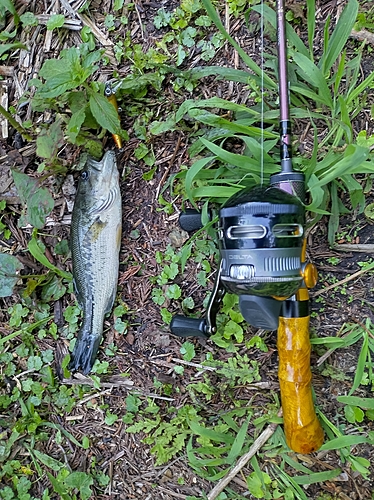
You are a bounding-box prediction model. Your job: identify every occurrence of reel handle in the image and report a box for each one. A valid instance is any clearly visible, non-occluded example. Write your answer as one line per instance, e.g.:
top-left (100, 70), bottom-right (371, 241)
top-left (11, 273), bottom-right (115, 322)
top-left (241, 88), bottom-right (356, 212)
top-left (170, 315), bottom-right (208, 338)
top-left (277, 312), bottom-right (324, 453)
top-left (179, 209), bottom-right (204, 233)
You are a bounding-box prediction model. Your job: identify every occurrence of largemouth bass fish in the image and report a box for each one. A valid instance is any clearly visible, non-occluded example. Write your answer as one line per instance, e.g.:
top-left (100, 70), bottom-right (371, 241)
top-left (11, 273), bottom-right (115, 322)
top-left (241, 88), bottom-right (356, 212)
top-left (69, 151), bottom-right (122, 374)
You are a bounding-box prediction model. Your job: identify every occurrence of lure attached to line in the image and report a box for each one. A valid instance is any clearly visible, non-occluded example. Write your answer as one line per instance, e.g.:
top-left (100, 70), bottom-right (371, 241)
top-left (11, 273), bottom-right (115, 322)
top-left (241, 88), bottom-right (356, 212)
top-left (105, 81), bottom-right (123, 150)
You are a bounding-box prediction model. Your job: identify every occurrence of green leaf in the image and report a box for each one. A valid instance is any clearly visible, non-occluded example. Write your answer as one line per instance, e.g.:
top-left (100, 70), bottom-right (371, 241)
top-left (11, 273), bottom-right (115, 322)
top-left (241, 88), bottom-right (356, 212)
top-left (226, 418), bottom-right (250, 464)
top-left (12, 170), bottom-right (55, 229)
top-left (27, 356), bottom-right (43, 371)
top-left (319, 434), bottom-right (371, 451)
top-left (33, 449), bottom-right (64, 471)
top-left (0, 0), bottom-right (19, 24)
top-left (20, 11), bottom-right (38, 26)
top-left (0, 253), bottom-right (23, 297)
top-left (41, 275), bottom-right (67, 302)
top-left (105, 412), bottom-right (118, 425)
top-left (46, 14), bottom-right (65, 30)
top-left (292, 52), bottom-right (333, 108)
top-left (28, 230), bottom-right (72, 280)
top-left (89, 91), bottom-right (122, 135)
top-left (188, 420), bottom-right (234, 445)
top-left (319, 0), bottom-right (359, 75)
top-left (36, 119), bottom-right (64, 159)
top-left (64, 472), bottom-right (93, 500)
top-left (66, 107), bottom-right (86, 143)
top-left (337, 396), bottom-right (374, 410)
top-left (293, 468), bottom-right (341, 485)
top-left (201, 0), bottom-right (276, 89)
top-left (180, 341), bottom-right (195, 362)
top-left (349, 332), bottom-right (368, 395)
top-left (0, 42), bottom-right (26, 56)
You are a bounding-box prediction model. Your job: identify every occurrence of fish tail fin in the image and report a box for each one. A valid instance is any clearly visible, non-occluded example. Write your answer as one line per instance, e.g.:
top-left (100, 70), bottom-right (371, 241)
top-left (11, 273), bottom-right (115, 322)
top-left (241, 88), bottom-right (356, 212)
top-left (68, 326), bottom-right (102, 375)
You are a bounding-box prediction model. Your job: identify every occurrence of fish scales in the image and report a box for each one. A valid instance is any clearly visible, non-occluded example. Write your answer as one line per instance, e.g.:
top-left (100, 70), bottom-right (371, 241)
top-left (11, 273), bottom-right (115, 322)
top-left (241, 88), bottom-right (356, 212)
top-left (69, 151), bottom-right (122, 374)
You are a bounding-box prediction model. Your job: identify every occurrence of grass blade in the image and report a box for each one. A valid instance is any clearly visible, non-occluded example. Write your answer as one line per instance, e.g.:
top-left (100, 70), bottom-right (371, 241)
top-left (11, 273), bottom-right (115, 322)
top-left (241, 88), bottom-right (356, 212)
top-left (349, 332), bottom-right (368, 395)
top-left (320, 0), bottom-right (359, 75)
top-left (337, 396), bottom-right (374, 410)
top-left (293, 469), bottom-right (342, 485)
top-left (319, 434), bottom-right (372, 451)
top-left (201, 0), bottom-right (276, 89)
top-left (307, 0), bottom-right (315, 60)
top-left (28, 230), bottom-right (71, 280)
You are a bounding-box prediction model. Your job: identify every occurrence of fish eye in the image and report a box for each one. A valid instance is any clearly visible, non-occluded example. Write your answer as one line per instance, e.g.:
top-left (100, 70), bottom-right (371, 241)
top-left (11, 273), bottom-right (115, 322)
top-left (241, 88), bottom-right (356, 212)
top-left (81, 171), bottom-right (89, 181)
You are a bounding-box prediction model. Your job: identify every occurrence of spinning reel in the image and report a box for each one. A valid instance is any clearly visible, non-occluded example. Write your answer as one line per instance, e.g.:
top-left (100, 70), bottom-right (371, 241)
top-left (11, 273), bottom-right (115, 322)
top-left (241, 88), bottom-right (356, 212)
top-left (171, 174), bottom-right (317, 336)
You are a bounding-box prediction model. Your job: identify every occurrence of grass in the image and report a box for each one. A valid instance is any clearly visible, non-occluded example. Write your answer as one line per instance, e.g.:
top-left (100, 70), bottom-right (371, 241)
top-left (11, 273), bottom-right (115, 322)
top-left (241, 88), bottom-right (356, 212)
top-left (1, 0), bottom-right (374, 498)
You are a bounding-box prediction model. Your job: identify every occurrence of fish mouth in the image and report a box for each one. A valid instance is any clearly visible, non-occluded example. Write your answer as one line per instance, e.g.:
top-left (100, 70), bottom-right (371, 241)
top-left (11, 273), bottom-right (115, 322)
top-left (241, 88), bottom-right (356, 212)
top-left (88, 151), bottom-right (116, 173)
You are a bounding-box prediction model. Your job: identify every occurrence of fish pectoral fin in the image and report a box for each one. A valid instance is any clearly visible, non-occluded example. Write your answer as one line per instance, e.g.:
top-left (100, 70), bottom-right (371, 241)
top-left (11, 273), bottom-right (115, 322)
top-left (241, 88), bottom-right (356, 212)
top-left (88, 218), bottom-right (108, 242)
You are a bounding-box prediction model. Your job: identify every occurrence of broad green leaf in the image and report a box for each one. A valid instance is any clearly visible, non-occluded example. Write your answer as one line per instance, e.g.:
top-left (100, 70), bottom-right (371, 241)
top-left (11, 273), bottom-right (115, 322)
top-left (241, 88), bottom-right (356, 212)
top-left (36, 119), bottom-right (64, 159)
top-left (20, 12), bottom-right (38, 26)
top-left (0, 0), bottom-right (19, 24)
top-left (185, 155), bottom-right (215, 205)
top-left (66, 107), bottom-right (86, 143)
top-left (199, 138), bottom-right (278, 174)
top-left (41, 275), bottom-right (67, 301)
top-left (12, 170), bottom-right (55, 229)
top-left (252, 3), bottom-right (309, 57)
top-left (191, 185), bottom-right (243, 200)
top-left (0, 253), bottom-right (23, 297)
top-left (306, 0), bottom-right (315, 60)
top-left (89, 91), bottom-right (122, 135)
top-left (186, 65), bottom-right (265, 86)
top-left (46, 14), bottom-right (65, 30)
top-left (64, 472), bottom-right (93, 500)
top-left (180, 341), bottom-right (195, 362)
top-left (189, 109), bottom-right (276, 138)
top-left (313, 146), bottom-right (371, 187)
top-left (188, 420), bottom-right (235, 444)
top-left (28, 230), bottom-right (71, 280)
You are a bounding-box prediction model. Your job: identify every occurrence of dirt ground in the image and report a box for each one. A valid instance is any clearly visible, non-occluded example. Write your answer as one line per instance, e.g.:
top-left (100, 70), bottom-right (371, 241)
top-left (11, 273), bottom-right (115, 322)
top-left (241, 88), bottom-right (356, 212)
top-left (1, 0), bottom-right (374, 499)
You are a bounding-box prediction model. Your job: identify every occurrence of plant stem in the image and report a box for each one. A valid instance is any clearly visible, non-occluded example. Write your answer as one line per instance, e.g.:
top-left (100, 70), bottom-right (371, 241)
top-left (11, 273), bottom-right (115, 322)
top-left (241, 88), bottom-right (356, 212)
top-left (0, 103), bottom-right (33, 142)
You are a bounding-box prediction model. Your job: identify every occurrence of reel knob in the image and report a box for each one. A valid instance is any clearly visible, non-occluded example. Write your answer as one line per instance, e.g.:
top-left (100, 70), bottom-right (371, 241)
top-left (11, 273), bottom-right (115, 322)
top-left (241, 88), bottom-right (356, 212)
top-left (179, 209), bottom-right (203, 233)
top-left (170, 315), bottom-right (208, 338)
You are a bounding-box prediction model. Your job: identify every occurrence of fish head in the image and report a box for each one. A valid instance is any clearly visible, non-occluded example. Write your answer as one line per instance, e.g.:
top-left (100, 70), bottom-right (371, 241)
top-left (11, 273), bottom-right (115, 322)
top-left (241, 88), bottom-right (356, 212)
top-left (76, 151), bottom-right (119, 213)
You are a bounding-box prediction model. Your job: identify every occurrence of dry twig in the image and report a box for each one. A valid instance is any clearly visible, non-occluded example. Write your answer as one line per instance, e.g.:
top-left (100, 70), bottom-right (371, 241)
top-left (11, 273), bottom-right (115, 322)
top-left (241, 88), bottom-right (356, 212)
top-left (206, 420), bottom-right (279, 500)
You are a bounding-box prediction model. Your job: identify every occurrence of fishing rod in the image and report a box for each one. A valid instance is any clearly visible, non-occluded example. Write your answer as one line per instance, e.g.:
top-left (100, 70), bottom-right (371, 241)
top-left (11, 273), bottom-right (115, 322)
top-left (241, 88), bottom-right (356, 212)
top-left (170, 0), bottom-right (324, 454)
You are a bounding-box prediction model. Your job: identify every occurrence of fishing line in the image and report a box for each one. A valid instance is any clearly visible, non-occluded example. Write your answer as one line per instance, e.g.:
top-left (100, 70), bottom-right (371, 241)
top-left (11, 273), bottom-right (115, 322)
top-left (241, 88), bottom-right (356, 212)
top-left (260, 0), bottom-right (265, 186)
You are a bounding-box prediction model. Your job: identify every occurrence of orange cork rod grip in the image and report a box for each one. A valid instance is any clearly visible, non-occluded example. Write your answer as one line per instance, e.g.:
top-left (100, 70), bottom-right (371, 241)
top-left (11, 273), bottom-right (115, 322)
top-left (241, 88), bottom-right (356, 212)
top-left (277, 306), bottom-right (324, 453)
